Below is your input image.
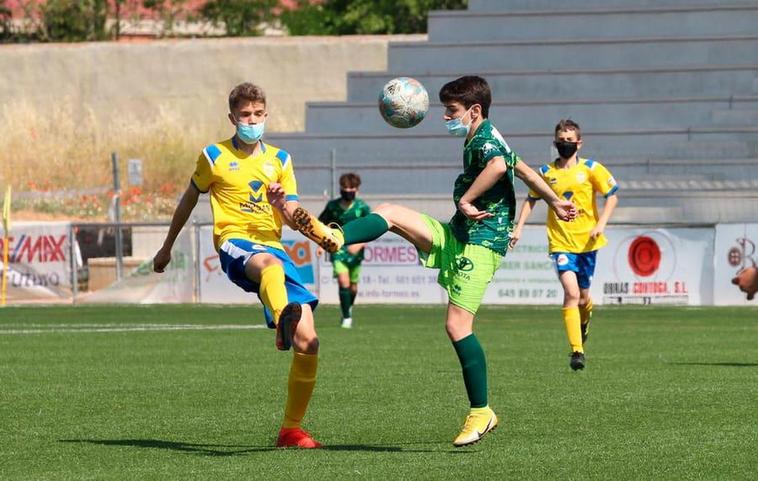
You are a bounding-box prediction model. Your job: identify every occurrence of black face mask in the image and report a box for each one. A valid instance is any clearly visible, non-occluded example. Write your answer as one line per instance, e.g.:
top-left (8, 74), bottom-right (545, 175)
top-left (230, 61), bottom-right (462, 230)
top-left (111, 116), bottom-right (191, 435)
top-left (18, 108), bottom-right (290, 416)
top-left (340, 190), bottom-right (356, 202)
top-left (554, 140), bottom-right (579, 159)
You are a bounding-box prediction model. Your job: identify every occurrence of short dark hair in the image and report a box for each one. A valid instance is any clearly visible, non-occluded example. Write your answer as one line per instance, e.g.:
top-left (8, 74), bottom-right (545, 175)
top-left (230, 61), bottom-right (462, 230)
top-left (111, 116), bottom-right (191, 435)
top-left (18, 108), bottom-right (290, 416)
top-left (555, 119), bottom-right (582, 140)
top-left (438, 76), bottom-right (491, 118)
top-left (339, 173), bottom-right (361, 189)
top-left (228, 82), bottom-right (266, 112)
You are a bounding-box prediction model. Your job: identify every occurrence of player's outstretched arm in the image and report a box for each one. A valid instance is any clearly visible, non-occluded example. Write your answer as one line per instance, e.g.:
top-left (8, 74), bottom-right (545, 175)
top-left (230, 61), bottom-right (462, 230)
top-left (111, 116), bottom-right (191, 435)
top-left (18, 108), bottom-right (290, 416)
top-left (457, 156), bottom-right (507, 220)
top-left (153, 183), bottom-right (200, 273)
top-left (589, 193), bottom-right (619, 239)
top-left (732, 267), bottom-right (758, 300)
top-left (510, 198), bottom-right (537, 249)
top-left (514, 161), bottom-right (576, 221)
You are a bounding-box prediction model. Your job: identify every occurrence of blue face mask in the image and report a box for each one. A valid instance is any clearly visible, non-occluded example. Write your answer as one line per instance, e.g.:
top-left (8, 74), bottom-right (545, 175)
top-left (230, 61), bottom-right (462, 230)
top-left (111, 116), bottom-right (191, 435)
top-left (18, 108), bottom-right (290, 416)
top-left (445, 108), bottom-right (472, 137)
top-left (236, 121), bottom-right (265, 144)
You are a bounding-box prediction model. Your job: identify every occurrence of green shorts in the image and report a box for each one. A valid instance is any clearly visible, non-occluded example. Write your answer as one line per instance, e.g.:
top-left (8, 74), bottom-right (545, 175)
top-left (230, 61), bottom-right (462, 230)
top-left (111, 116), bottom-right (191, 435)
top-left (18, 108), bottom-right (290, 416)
top-left (333, 260), bottom-right (362, 284)
top-left (419, 215), bottom-right (503, 314)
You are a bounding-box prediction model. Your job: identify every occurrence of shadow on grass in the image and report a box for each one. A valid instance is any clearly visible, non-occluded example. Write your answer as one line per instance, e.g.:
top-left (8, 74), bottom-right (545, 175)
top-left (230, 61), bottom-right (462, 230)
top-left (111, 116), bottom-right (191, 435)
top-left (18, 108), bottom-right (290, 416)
top-left (59, 438), bottom-right (445, 456)
top-left (668, 362), bottom-right (758, 367)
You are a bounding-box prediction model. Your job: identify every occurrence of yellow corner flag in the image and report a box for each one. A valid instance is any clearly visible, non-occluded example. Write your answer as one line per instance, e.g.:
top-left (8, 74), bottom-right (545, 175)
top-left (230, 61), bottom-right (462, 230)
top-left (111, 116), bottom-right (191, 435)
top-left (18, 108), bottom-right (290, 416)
top-left (2, 185), bottom-right (10, 232)
top-left (2, 185), bottom-right (11, 306)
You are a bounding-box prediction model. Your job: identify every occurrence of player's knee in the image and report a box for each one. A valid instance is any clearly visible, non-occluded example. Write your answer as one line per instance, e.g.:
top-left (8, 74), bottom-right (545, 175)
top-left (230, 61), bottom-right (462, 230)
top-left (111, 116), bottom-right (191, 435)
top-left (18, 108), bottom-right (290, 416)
top-left (373, 203), bottom-right (399, 225)
top-left (294, 333), bottom-right (319, 354)
top-left (563, 289), bottom-right (580, 305)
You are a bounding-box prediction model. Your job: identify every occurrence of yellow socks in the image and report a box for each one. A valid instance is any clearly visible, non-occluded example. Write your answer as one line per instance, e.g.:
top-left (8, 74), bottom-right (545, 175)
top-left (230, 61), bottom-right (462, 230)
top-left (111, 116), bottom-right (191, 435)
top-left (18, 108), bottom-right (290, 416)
top-left (283, 352), bottom-right (319, 428)
top-left (562, 307), bottom-right (583, 353)
top-left (259, 264), bottom-right (287, 325)
top-left (580, 298), bottom-right (593, 326)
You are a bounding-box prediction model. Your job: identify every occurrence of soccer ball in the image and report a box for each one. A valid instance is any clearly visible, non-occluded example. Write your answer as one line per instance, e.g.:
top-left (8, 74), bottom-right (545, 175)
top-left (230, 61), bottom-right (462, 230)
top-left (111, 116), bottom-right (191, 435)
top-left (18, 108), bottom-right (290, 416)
top-left (378, 77), bottom-right (429, 129)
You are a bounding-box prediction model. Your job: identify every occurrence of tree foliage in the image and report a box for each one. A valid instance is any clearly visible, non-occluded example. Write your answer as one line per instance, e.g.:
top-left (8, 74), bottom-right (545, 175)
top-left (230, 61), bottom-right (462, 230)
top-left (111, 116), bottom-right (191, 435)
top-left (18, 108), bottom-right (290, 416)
top-left (40, 0), bottom-right (109, 42)
top-left (201, 0), bottom-right (278, 37)
top-left (281, 0), bottom-right (468, 35)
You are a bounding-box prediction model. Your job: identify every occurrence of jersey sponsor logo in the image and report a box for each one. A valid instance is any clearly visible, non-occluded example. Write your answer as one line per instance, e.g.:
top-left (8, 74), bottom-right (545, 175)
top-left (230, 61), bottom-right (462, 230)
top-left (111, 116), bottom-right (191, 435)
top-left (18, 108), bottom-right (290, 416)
top-left (576, 172), bottom-right (587, 183)
top-left (229, 161), bottom-right (240, 172)
top-left (547, 177), bottom-right (558, 185)
top-left (456, 256), bottom-right (475, 272)
top-left (248, 180), bottom-right (265, 203)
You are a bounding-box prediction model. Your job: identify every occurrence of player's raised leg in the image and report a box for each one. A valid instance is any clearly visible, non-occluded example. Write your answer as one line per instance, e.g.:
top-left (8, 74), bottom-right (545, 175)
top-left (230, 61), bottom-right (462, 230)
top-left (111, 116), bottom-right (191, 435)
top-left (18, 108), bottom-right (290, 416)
top-left (344, 203), bottom-right (434, 253)
top-left (277, 303), bottom-right (322, 448)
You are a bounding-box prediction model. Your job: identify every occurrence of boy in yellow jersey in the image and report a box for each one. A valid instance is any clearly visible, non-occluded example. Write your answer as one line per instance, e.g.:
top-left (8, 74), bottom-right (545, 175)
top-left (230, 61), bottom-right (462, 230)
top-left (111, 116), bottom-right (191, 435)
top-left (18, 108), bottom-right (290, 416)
top-left (152, 82), bottom-right (323, 448)
top-left (511, 119), bottom-right (619, 371)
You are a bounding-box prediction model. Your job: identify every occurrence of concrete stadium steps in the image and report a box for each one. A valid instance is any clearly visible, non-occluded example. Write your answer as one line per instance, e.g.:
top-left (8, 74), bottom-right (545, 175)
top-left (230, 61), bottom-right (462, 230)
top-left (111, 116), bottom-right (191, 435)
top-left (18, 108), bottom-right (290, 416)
top-left (347, 66), bottom-right (758, 103)
top-left (305, 97), bottom-right (758, 134)
top-left (387, 36), bottom-right (758, 73)
top-left (268, 128), bottom-right (758, 161)
top-left (712, 109), bottom-right (758, 125)
top-left (428, 5), bottom-right (758, 43)
top-left (276, 155), bottom-right (758, 198)
top-left (591, 159), bottom-right (758, 184)
top-left (467, 0), bottom-right (758, 12)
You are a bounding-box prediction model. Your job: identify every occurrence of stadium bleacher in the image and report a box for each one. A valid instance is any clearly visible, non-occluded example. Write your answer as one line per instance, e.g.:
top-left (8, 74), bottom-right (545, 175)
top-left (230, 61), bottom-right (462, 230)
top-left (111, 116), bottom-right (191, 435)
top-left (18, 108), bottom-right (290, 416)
top-left (266, 0), bottom-right (758, 224)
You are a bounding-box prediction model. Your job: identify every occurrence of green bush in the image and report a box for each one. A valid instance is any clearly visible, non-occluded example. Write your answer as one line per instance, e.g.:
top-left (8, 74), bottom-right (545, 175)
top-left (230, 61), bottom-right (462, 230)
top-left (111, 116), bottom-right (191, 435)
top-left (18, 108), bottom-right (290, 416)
top-left (281, 0), bottom-right (468, 35)
top-left (200, 0), bottom-right (278, 37)
top-left (40, 0), bottom-right (109, 42)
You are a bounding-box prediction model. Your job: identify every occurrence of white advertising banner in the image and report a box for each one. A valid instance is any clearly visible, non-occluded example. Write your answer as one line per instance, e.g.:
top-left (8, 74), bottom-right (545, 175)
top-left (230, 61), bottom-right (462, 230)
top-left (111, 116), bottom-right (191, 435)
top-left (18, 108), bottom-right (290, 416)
top-left (592, 227), bottom-right (715, 305)
top-left (483, 226), bottom-right (561, 305)
top-left (713, 223), bottom-right (758, 306)
top-left (199, 226), bottom-right (319, 304)
top-left (0, 221), bottom-right (72, 301)
top-left (79, 227), bottom-right (194, 304)
top-left (318, 232), bottom-right (446, 305)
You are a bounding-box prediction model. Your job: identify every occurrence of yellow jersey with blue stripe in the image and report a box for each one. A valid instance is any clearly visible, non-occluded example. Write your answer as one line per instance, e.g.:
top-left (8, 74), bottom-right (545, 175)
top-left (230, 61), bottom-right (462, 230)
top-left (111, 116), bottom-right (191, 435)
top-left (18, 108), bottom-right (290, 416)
top-left (191, 138), bottom-right (298, 251)
top-left (528, 157), bottom-right (618, 253)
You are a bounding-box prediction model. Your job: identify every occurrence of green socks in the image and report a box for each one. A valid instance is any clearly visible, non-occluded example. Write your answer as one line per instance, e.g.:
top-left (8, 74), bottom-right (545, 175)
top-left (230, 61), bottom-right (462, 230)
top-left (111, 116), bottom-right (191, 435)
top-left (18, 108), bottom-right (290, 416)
top-left (338, 287), bottom-right (352, 319)
top-left (452, 334), bottom-right (488, 408)
top-left (343, 213), bottom-right (389, 244)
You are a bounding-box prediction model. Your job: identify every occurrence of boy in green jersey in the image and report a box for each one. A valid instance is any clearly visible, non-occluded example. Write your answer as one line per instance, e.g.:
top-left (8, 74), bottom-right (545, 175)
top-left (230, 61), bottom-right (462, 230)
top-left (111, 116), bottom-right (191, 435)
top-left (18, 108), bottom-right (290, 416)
top-left (317, 173), bottom-right (371, 328)
top-left (287, 76), bottom-right (576, 447)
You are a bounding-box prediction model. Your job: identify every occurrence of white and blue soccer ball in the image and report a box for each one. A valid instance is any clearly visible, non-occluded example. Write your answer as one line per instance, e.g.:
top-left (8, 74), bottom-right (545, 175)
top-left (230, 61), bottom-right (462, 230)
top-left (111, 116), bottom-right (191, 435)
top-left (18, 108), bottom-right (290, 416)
top-left (378, 77), bottom-right (429, 129)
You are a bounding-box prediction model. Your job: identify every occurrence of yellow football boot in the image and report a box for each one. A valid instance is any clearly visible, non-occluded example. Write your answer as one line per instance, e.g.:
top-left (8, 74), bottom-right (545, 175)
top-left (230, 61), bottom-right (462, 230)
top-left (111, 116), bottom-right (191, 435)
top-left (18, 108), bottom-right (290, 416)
top-left (292, 206), bottom-right (344, 253)
top-left (453, 407), bottom-right (498, 447)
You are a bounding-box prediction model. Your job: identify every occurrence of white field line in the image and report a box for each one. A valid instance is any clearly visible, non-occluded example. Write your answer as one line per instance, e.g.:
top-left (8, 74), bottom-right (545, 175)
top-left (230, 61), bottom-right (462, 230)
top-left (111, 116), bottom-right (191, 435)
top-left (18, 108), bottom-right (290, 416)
top-left (0, 324), bottom-right (268, 335)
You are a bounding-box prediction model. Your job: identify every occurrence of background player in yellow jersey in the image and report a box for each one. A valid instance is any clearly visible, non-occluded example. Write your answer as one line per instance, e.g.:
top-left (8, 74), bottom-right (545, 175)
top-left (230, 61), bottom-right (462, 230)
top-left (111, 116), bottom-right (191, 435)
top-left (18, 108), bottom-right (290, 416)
top-left (511, 119), bottom-right (619, 371)
top-left (152, 82), bottom-right (322, 448)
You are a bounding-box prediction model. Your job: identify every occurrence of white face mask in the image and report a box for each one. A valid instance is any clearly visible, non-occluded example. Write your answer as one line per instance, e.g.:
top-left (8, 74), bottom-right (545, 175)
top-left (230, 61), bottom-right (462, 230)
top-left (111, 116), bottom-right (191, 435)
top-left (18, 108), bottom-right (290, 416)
top-left (445, 107), bottom-right (473, 137)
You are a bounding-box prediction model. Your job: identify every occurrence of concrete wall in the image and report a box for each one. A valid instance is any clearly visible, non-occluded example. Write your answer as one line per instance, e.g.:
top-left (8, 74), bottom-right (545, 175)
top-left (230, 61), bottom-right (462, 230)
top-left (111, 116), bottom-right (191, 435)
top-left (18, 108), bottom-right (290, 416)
top-left (0, 35), bottom-right (422, 135)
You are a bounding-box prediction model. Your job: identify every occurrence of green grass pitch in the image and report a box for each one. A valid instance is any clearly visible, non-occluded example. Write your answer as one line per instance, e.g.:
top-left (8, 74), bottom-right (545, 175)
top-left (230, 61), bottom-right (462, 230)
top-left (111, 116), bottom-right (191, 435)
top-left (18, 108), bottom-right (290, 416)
top-left (1, 304), bottom-right (756, 480)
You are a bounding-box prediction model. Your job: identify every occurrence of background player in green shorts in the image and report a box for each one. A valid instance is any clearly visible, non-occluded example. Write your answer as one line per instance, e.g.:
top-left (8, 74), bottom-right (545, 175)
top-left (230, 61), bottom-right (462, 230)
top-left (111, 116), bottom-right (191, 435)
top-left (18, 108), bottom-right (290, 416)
top-left (287, 76), bottom-right (577, 447)
top-left (317, 173), bottom-right (371, 328)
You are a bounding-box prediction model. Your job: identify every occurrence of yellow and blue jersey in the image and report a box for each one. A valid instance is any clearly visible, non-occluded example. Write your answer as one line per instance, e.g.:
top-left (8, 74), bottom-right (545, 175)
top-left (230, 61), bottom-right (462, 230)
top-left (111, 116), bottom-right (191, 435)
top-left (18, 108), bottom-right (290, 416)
top-left (191, 137), bottom-right (298, 251)
top-left (528, 157), bottom-right (618, 253)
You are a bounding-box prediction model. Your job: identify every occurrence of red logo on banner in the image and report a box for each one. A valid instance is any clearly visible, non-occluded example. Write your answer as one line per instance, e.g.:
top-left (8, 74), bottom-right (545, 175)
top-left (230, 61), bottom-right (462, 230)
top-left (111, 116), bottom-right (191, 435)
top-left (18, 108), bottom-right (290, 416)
top-left (628, 236), bottom-right (661, 277)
